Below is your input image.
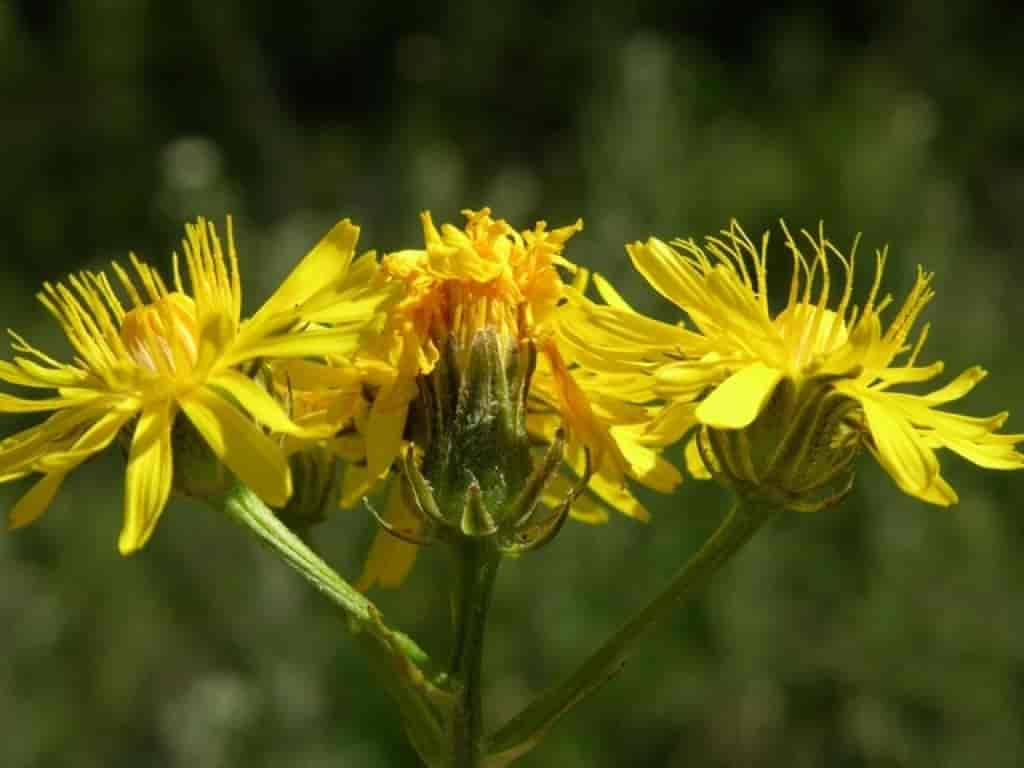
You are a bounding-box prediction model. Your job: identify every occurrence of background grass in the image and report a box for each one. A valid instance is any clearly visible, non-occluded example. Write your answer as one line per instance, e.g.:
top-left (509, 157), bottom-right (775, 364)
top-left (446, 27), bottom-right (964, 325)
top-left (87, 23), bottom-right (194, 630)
top-left (2, 2), bottom-right (1023, 766)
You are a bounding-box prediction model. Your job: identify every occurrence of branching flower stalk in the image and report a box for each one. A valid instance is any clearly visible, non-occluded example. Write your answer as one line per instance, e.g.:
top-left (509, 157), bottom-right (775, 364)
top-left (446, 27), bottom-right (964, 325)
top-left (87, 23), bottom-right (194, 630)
top-left (332, 209), bottom-right (655, 764)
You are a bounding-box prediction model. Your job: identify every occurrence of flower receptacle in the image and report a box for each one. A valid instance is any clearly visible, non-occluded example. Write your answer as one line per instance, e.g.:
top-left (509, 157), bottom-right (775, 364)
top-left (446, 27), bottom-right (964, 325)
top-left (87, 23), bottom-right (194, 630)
top-left (699, 378), bottom-right (861, 513)
top-left (369, 328), bottom-right (587, 555)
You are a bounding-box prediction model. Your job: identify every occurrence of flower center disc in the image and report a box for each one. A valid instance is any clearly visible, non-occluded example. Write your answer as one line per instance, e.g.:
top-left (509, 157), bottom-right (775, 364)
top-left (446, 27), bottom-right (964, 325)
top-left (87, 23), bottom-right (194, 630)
top-left (120, 293), bottom-right (200, 375)
top-left (774, 304), bottom-right (849, 373)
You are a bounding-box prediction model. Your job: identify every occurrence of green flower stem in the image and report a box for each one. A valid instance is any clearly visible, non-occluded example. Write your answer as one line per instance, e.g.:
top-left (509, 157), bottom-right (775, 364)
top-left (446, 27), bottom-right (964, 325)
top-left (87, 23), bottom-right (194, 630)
top-left (222, 484), bottom-right (450, 765)
top-left (447, 538), bottom-right (502, 768)
top-left (485, 498), bottom-right (778, 763)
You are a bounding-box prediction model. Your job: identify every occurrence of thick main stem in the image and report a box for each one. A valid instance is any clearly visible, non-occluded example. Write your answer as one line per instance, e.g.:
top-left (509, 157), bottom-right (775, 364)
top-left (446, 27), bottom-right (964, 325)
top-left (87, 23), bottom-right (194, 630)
top-left (448, 539), bottom-right (501, 768)
top-left (487, 499), bottom-right (777, 759)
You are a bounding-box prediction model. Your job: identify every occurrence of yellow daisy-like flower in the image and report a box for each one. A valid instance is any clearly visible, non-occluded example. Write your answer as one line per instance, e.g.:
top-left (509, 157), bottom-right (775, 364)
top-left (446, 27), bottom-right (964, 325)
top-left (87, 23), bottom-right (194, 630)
top-left (365, 207), bottom-right (626, 476)
top-left (293, 208), bottom-right (678, 589)
top-left (0, 216), bottom-right (387, 553)
top-left (561, 220), bottom-right (1024, 509)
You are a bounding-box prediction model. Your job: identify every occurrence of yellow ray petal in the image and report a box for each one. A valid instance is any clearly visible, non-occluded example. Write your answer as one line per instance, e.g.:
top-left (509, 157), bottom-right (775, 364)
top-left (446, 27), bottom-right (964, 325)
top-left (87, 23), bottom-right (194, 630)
top-left (0, 403), bottom-right (120, 476)
top-left (339, 462), bottom-right (371, 508)
top-left (562, 442), bottom-right (649, 521)
top-left (920, 366), bottom-right (988, 405)
top-left (0, 391), bottom-right (103, 413)
top-left (356, 484), bottom-right (421, 590)
top-left (654, 359), bottom-right (726, 398)
top-left (542, 341), bottom-right (626, 480)
top-left (626, 239), bottom-right (697, 313)
top-left (33, 406), bottom-right (136, 472)
top-left (642, 399), bottom-right (701, 446)
top-left (209, 370), bottom-right (329, 438)
top-left (297, 291), bottom-right (390, 326)
top-left (857, 392), bottom-right (940, 498)
top-left (915, 473), bottom-right (958, 506)
top-left (613, 431), bottom-right (682, 491)
top-left (8, 472), bottom-right (68, 530)
top-left (872, 361), bottom-right (945, 387)
top-left (119, 403), bottom-right (174, 554)
top-left (696, 363), bottom-right (783, 429)
top-left (180, 386), bottom-right (292, 508)
top-left (936, 433), bottom-right (1024, 470)
top-left (588, 469), bottom-right (650, 521)
top-left (0, 359), bottom-right (86, 388)
top-left (253, 218), bottom-right (360, 324)
top-left (541, 473), bottom-right (610, 524)
top-left (684, 435), bottom-right (712, 479)
top-left (222, 327), bottom-right (366, 368)
top-left (592, 273), bottom-right (636, 311)
top-left (364, 382), bottom-right (414, 481)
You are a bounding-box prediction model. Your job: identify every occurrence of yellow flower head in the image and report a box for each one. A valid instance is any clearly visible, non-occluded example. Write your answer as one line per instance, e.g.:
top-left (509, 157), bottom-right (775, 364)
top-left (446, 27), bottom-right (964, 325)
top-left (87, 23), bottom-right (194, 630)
top-left (562, 220), bottom-right (1024, 509)
top-left (383, 208), bottom-right (572, 368)
top-left (0, 216), bottom-right (386, 553)
top-left (356, 207), bottom-right (626, 481)
top-left (316, 208), bottom-right (680, 590)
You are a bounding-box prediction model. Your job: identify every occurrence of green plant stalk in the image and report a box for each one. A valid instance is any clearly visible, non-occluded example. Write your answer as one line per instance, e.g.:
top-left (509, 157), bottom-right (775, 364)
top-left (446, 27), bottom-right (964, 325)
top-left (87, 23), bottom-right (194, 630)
top-left (485, 498), bottom-right (778, 763)
top-left (222, 484), bottom-right (450, 764)
top-left (447, 538), bottom-right (501, 768)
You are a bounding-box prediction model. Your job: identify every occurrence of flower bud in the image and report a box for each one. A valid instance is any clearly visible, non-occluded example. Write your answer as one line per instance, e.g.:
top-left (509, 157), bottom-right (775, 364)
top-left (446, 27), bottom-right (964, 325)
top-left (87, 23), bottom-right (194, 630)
top-left (369, 328), bottom-right (585, 554)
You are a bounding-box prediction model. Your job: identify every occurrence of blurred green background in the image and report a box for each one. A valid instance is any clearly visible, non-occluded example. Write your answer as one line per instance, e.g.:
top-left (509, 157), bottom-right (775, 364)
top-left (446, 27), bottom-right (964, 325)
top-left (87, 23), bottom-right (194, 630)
top-left (2, 2), bottom-right (1024, 766)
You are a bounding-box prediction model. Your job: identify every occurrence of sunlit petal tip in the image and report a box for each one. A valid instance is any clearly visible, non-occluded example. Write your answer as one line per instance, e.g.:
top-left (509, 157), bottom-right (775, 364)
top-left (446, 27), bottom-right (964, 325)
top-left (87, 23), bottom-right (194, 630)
top-left (419, 210), bottom-right (441, 244)
top-left (915, 474), bottom-right (959, 507)
top-left (8, 472), bottom-right (67, 530)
